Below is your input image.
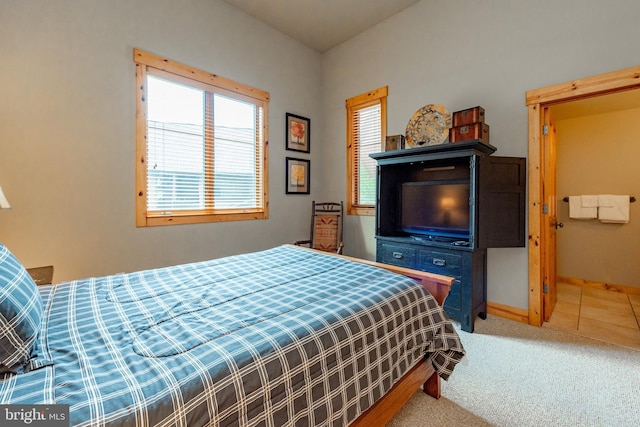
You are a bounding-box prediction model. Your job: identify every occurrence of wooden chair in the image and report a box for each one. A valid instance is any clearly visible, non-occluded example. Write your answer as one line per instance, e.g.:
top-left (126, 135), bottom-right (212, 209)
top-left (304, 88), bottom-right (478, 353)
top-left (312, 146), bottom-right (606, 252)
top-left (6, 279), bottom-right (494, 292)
top-left (294, 201), bottom-right (344, 254)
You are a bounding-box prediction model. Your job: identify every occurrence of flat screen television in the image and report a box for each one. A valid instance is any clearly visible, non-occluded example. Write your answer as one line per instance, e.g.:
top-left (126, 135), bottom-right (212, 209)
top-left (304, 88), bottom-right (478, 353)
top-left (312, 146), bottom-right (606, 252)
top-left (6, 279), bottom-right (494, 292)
top-left (399, 180), bottom-right (470, 240)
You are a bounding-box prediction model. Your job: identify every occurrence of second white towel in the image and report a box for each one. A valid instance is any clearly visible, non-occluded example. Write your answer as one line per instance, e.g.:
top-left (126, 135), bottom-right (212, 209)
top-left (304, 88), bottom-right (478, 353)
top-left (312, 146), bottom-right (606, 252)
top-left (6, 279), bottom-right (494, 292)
top-left (598, 194), bottom-right (630, 223)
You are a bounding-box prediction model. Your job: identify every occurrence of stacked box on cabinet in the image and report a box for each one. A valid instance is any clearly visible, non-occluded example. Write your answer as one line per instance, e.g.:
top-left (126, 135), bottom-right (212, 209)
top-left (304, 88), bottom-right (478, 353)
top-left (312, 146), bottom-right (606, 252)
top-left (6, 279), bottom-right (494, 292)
top-left (449, 106), bottom-right (489, 144)
top-left (385, 134), bottom-right (405, 151)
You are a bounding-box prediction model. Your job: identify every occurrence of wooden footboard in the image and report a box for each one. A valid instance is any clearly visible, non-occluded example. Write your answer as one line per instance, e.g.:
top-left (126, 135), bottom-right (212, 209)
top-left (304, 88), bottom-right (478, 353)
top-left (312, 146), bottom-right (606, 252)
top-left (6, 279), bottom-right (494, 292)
top-left (351, 358), bottom-right (439, 427)
top-left (289, 245), bottom-right (454, 306)
top-left (288, 246), bottom-right (454, 426)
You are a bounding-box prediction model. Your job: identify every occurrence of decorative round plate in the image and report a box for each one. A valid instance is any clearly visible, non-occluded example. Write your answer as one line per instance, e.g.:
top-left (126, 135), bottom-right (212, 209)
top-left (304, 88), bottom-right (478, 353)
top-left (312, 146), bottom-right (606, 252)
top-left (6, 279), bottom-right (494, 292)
top-left (405, 104), bottom-right (452, 147)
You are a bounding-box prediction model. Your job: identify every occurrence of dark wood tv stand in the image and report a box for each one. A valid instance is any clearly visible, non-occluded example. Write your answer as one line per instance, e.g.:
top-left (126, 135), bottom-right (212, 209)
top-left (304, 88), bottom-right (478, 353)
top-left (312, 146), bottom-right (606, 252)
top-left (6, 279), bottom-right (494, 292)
top-left (371, 140), bottom-right (525, 332)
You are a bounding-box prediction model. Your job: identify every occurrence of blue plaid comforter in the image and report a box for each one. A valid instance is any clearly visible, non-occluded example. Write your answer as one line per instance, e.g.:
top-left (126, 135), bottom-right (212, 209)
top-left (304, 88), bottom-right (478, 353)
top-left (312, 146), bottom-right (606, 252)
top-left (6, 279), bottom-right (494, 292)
top-left (0, 245), bottom-right (464, 426)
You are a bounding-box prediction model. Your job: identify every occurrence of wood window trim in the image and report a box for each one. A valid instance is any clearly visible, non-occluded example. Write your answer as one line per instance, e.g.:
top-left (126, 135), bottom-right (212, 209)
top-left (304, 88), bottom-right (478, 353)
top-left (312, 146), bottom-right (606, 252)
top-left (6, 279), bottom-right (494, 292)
top-left (134, 49), bottom-right (269, 227)
top-left (346, 86), bottom-right (387, 216)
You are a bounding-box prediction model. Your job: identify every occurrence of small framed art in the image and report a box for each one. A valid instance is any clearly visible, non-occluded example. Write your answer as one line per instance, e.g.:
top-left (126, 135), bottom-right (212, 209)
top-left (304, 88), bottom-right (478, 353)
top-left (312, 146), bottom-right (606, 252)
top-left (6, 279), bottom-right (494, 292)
top-left (285, 157), bottom-right (310, 194)
top-left (286, 113), bottom-right (310, 153)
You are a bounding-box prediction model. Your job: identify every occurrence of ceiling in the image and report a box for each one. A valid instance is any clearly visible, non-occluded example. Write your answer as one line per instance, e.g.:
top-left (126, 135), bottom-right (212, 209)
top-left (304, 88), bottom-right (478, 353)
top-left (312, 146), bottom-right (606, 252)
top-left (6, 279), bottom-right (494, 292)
top-left (550, 89), bottom-right (640, 120)
top-left (223, 0), bottom-right (421, 53)
top-left (222, 1), bottom-right (640, 118)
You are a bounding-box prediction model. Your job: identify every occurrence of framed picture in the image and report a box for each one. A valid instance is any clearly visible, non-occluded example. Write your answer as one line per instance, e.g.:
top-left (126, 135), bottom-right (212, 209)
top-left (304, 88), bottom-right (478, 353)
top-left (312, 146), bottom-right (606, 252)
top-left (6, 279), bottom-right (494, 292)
top-left (285, 157), bottom-right (310, 194)
top-left (286, 113), bottom-right (310, 153)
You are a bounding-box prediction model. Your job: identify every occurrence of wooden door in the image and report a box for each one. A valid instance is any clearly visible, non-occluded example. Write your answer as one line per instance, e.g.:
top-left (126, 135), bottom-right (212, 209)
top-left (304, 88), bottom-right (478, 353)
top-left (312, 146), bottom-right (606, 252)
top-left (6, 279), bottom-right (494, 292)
top-left (542, 108), bottom-right (557, 321)
top-left (525, 65), bottom-right (640, 327)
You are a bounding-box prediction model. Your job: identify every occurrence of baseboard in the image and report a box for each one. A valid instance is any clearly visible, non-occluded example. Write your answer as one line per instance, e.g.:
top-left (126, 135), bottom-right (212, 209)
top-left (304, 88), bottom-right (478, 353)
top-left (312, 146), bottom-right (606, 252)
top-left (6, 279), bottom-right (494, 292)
top-left (487, 277), bottom-right (640, 326)
top-left (557, 276), bottom-right (640, 295)
top-left (486, 301), bottom-right (529, 324)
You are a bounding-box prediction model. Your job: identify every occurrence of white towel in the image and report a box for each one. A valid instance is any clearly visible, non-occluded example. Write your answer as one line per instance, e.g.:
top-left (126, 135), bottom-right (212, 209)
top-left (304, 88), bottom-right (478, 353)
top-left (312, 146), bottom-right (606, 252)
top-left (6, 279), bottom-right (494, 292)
top-left (581, 195), bottom-right (598, 208)
top-left (568, 196), bottom-right (597, 219)
top-left (597, 194), bottom-right (614, 207)
top-left (597, 194), bottom-right (630, 223)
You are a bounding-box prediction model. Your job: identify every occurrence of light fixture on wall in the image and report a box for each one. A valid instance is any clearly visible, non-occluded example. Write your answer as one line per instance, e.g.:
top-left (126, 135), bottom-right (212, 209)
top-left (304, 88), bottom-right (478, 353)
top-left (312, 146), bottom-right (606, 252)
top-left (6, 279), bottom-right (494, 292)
top-left (0, 184), bottom-right (11, 209)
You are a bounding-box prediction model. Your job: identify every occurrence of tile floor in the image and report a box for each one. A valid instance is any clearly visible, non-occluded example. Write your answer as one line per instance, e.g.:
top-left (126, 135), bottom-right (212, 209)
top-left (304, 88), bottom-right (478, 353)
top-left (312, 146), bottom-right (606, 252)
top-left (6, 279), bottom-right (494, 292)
top-left (544, 281), bottom-right (640, 351)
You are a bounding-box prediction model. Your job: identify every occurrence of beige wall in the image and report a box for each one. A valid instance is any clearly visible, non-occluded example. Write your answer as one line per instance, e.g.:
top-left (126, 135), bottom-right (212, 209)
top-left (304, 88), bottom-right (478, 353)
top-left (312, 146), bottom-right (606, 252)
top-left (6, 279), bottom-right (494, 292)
top-left (0, 0), bottom-right (323, 281)
top-left (555, 108), bottom-right (640, 288)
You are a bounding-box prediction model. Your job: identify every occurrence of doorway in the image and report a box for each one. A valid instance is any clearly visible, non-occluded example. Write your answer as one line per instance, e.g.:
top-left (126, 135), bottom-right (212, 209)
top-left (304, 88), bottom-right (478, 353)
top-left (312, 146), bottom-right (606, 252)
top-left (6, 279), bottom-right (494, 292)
top-left (525, 65), bottom-right (640, 327)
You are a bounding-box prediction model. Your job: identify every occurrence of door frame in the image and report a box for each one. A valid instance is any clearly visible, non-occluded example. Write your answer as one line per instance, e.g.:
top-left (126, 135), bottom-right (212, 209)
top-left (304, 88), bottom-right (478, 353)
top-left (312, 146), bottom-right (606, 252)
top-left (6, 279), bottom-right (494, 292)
top-left (541, 107), bottom-right (557, 322)
top-left (525, 65), bottom-right (640, 327)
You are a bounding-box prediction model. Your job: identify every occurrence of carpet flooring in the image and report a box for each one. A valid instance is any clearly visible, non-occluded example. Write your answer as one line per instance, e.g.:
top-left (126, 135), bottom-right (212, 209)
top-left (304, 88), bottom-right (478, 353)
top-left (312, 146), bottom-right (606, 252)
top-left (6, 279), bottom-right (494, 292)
top-left (388, 315), bottom-right (640, 427)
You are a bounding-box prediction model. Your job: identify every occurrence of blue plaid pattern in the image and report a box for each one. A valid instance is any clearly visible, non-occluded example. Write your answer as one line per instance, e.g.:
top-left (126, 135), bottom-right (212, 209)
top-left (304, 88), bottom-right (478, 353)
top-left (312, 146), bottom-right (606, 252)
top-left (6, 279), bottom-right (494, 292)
top-left (0, 243), bottom-right (44, 373)
top-left (0, 245), bottom-right (464, 426)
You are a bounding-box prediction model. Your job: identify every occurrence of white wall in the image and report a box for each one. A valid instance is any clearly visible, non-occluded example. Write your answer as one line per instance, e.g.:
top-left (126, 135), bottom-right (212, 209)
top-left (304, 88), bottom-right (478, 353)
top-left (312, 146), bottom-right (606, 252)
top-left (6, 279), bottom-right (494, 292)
top-left (0, 0), bottom-right (322, 281)
top-left (320, 0), bottom-right (640, 308)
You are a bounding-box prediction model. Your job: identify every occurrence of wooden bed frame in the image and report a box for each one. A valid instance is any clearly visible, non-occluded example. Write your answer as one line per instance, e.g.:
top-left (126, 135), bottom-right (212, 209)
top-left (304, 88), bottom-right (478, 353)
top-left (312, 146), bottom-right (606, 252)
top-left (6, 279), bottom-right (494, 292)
top-left (292, 246), bottom-right (455, 427)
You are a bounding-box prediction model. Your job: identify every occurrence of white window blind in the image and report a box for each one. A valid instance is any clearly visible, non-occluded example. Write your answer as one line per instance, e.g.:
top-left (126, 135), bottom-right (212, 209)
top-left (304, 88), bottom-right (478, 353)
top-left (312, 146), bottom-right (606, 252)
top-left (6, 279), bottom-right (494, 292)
top-left (147, 76), bottom-right (263, 212)
top-left (352, 104), bottom-right (381, 206)
top-left (212, 94), bottom-right (263, 209)
top-left (146, 75), bottom-right (207, 211)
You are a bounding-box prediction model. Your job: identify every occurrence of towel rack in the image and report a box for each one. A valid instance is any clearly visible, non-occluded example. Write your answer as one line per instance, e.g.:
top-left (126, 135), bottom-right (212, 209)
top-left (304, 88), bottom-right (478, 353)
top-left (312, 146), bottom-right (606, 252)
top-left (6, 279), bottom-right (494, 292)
top-left (562, 196), bottom-right (636, 203)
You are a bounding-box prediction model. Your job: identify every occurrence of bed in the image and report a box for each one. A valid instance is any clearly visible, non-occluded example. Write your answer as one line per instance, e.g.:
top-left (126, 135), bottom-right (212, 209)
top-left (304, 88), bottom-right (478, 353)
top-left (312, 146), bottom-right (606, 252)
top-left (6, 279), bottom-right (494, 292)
top-left (0, 243), bottom-right (465, 426)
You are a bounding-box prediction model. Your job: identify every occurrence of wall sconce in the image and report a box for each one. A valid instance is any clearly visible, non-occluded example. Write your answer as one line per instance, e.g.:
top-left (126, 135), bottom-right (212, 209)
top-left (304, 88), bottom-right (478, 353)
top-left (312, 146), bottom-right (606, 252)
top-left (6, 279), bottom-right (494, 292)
top-left (0, 184), bottom-right (11, 209)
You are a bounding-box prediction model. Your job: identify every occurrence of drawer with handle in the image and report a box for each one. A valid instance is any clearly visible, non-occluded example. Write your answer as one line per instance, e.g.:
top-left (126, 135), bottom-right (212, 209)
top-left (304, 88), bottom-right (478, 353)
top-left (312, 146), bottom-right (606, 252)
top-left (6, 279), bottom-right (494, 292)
top-left (418, 249), bottom-right (462, 278)
top-left (378, 243), bottom-right (416, 268)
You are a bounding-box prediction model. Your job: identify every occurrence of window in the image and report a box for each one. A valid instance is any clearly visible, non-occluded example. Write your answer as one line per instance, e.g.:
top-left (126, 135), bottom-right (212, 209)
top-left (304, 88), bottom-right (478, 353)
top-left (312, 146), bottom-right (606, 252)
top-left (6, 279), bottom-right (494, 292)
top-left (346, 86), bottom-right (387, 216)
top-left (134, 49), bottom-right (269, 226)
